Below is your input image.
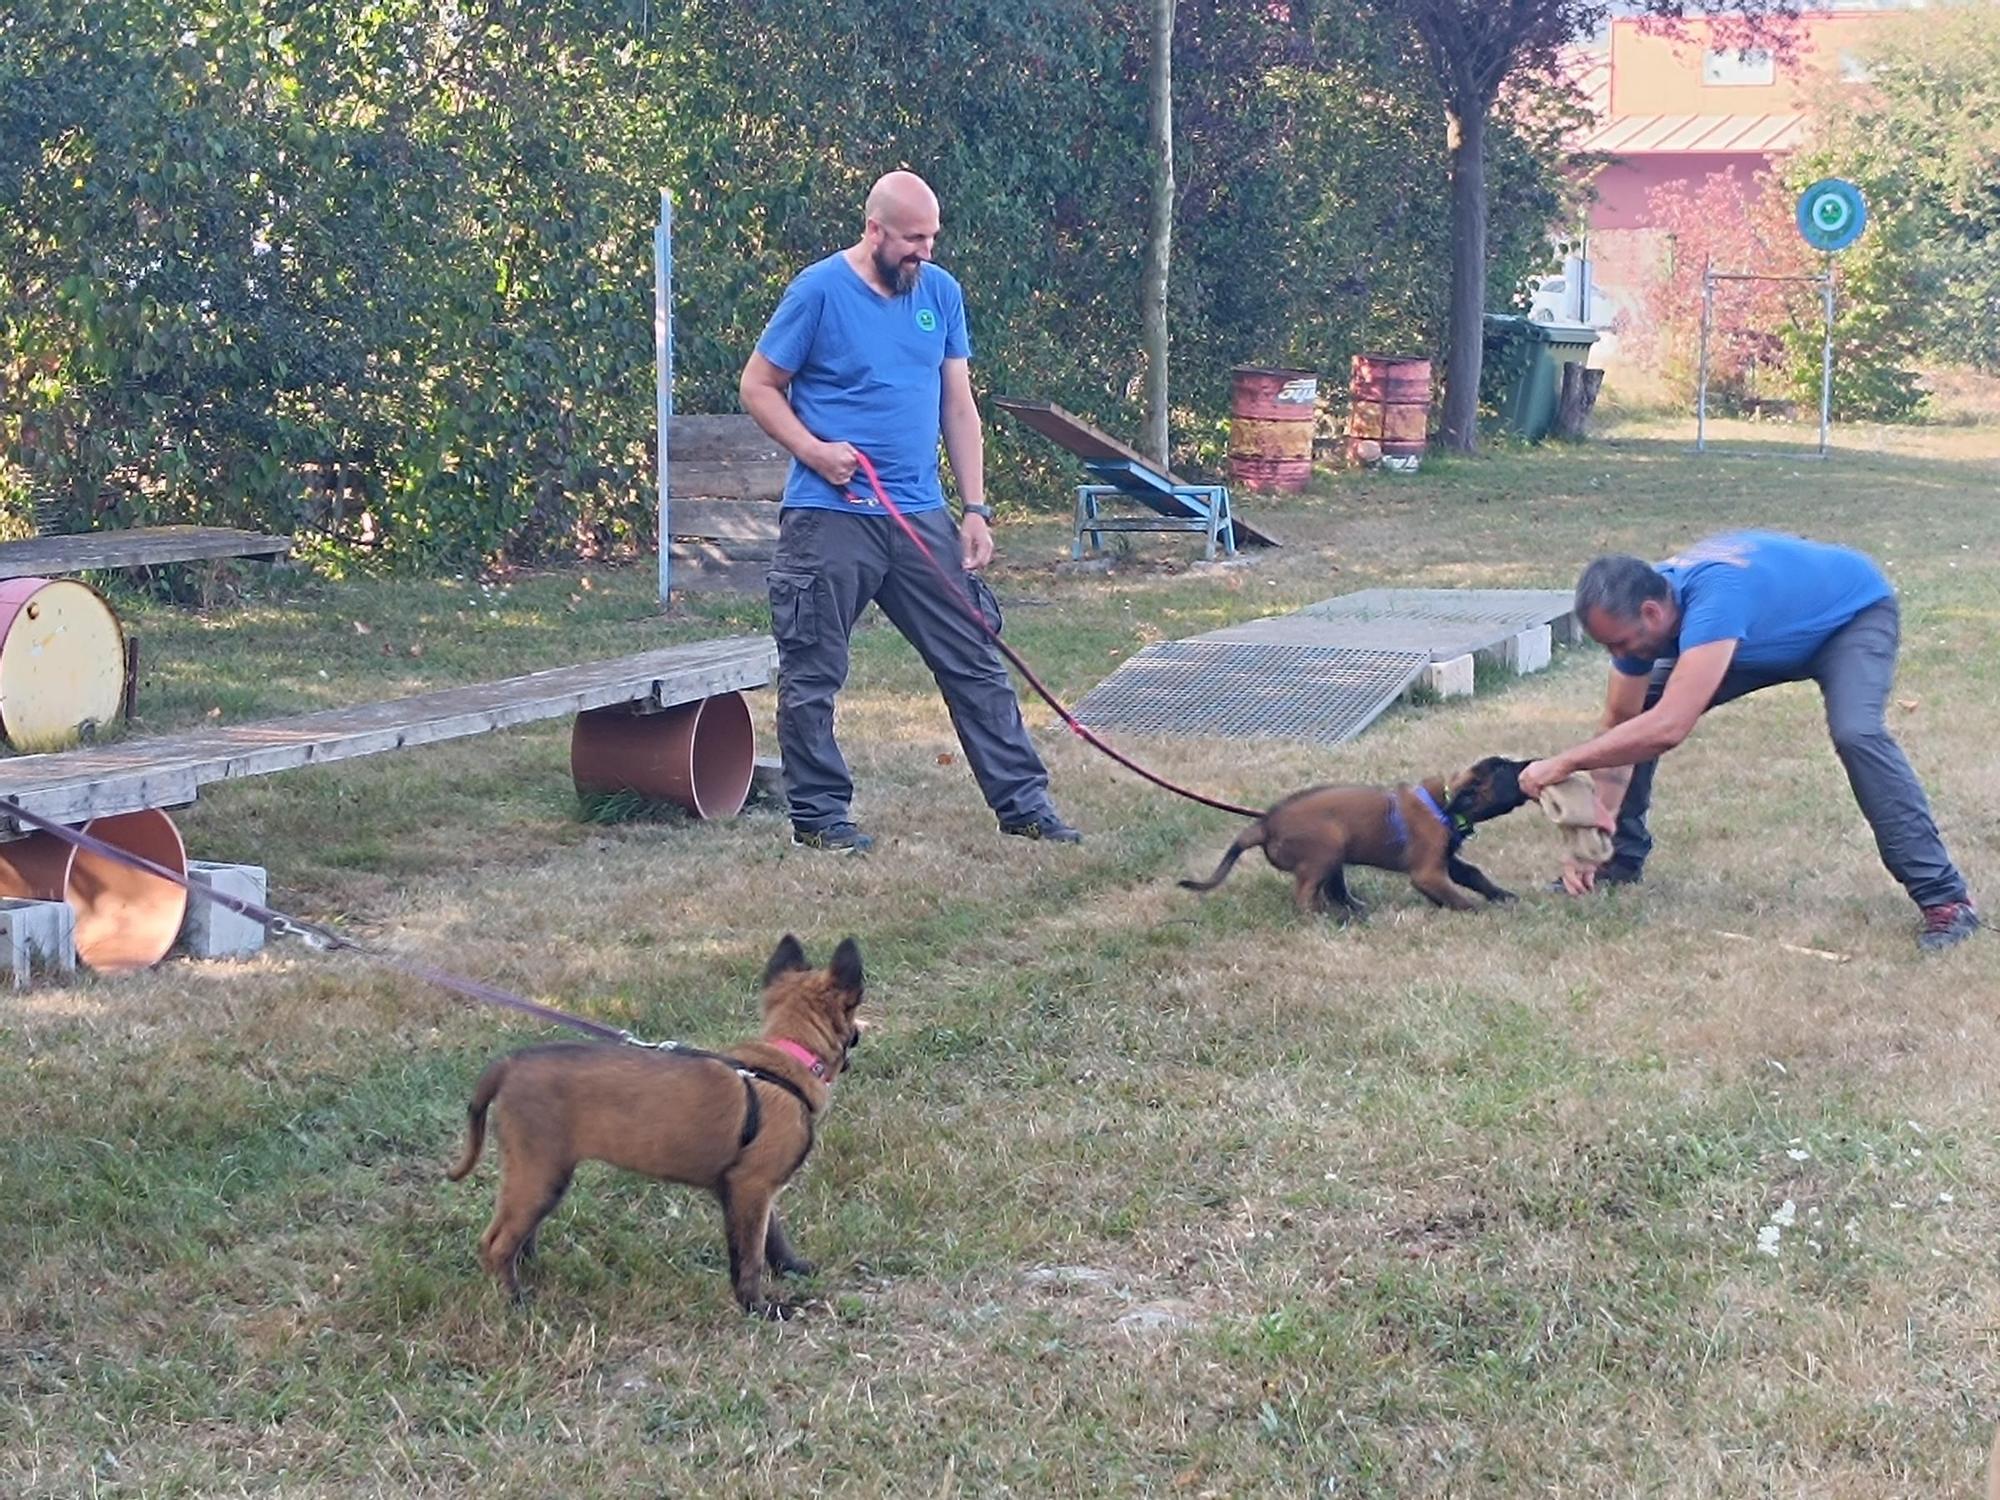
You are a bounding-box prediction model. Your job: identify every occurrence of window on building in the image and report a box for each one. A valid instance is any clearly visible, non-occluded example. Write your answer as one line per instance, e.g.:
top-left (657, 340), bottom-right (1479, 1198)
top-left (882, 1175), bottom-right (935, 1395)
top-left (1703, 47), bottom-right (1776, 86)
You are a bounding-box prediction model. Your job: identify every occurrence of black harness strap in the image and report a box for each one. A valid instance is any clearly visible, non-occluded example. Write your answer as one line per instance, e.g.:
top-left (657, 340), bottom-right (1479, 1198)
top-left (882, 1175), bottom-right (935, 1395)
top-left (737, 1074), bottom-right (762, 1150)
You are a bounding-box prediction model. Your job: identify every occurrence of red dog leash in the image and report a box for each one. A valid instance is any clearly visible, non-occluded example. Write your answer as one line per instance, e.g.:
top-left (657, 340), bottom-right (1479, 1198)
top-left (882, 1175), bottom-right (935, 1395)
top-left (846, 451), bottom-right (1261, 820)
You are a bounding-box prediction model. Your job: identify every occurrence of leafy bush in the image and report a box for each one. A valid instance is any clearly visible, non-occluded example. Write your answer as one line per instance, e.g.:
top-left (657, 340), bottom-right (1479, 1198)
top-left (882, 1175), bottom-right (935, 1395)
top-left (0, 0), bottom-right (1571, 569)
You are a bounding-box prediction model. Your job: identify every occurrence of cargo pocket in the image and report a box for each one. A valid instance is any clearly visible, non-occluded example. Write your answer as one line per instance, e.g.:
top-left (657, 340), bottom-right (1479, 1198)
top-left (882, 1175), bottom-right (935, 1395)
top-left (964, 573), bottom-right (1004, 637)
top-left (766, 569), bottom-right (820, 653)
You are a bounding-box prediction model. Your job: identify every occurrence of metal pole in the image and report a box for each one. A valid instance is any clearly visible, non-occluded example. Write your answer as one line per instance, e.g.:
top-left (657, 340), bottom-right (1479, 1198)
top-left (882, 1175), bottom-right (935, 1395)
top-left (1818, 264), bottom-right (1835, 458)
top-left (655, 188), bottom-right (674, 604)
top-left (1696, 257), bottom-right (1713, 454)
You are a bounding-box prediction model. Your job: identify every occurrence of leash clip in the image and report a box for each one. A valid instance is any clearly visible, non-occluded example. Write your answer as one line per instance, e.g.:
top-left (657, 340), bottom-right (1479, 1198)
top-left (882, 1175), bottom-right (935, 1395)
top-left (268, 915), bottom-right (331, 951)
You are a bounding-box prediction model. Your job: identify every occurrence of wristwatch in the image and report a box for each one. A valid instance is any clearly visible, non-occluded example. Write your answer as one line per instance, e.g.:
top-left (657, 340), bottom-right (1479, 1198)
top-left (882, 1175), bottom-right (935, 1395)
top-left (962, 503), bottom-right (996, 524)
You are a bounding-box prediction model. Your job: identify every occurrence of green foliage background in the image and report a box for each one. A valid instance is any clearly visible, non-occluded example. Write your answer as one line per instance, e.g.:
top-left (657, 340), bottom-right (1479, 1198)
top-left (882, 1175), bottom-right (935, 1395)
top-left (1, 0), bottom-right (1569, 569)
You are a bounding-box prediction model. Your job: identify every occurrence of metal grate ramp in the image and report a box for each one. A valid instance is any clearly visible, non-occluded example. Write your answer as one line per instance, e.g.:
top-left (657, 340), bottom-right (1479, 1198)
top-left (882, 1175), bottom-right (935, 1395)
top-left (1072, 640), bottom-right (1429, 745)
top-left (1291, 588), bottom-right (1574, 654)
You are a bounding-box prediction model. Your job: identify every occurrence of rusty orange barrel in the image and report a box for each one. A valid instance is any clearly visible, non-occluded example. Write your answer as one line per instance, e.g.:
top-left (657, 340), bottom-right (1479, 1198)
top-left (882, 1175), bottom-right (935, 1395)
top-left (1347, 354), bottom-right (1432, 468)
top-left (571, 691), bottom-right (756, 819)
top-left (0, 808), bottom-right (190, 970)
top-left (0, 577), bottom-right (127, 752)
top-left (1228, 366), bottom-right (1318, 493)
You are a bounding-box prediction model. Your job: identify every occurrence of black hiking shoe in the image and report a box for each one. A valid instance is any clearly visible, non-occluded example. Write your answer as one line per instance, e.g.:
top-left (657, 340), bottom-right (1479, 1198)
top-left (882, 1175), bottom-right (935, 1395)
top-left (1918, 901), bottom-right (1980, 952)
top-left (999, 812), bottom-right (1084, 844)
top-left (791, 822), bottom-right (874, 854)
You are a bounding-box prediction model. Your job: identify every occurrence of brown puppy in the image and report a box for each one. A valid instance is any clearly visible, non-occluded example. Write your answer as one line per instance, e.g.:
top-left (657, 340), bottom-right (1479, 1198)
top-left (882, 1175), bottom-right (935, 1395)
top-left (447, 933), bottom-right (864, 1316)
top-left (1180, 756), bottom-right (1531, 918)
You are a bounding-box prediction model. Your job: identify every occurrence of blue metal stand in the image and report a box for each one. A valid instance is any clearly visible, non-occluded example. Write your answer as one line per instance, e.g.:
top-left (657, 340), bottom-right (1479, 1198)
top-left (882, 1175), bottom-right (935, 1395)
top-left (1071, 459), bottom-right (1237, 561)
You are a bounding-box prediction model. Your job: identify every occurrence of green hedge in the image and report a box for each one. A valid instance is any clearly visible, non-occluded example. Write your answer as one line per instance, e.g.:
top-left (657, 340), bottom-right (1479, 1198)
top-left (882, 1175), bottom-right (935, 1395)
top-left (1, 0), bottom-right (1567, 569)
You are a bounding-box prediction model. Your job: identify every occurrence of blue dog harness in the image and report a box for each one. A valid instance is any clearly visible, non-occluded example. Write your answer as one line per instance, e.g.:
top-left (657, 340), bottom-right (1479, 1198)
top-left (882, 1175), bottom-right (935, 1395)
top-left (1386, 784), bottom-right (1459, 855)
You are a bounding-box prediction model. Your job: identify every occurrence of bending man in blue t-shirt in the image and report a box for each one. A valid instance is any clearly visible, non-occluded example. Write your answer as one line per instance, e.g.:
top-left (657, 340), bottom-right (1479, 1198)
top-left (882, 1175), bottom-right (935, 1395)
top-left (738, 170), bottom-right (1081, 854)
top-left (1519, 532), bottom-right (1978, 951)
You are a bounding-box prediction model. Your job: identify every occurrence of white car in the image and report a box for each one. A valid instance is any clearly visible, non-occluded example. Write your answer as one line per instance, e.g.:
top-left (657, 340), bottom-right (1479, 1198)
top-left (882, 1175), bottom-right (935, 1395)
top-left (1527, 266), bottom-right (1613, 327)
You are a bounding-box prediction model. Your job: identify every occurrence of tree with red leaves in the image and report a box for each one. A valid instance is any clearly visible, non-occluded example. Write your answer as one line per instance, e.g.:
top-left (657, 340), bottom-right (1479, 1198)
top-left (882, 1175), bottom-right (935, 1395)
top-left (1358, 0), bottom-right (1798, 451)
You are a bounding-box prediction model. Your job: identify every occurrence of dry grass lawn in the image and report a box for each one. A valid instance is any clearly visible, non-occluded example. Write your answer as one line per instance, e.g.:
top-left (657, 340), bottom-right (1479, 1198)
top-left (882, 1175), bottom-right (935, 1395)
top-left (4, 409), bottom-right (1998, 1496)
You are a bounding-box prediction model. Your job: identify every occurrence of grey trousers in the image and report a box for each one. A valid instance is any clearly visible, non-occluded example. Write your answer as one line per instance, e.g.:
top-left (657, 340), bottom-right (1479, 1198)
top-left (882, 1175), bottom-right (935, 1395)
top-left (766, 505), bottom-right (1055, 831)
top-left (1613, 597), bottom-right (1968, 908)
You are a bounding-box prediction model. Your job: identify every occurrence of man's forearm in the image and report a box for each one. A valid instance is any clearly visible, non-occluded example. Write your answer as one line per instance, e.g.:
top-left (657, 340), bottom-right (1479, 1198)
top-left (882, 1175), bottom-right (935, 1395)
top-left (941, 405), bottom-right (985, 510)
top-left (1554, 711), bottom-right (1684, 775)
top-left (741, 382), bottom-right (824, 463)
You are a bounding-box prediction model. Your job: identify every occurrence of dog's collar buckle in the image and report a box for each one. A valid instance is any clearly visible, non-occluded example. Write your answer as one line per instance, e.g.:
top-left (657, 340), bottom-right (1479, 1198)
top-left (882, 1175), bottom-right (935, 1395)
top-left (772, 1037), bottom-right (831, 1081)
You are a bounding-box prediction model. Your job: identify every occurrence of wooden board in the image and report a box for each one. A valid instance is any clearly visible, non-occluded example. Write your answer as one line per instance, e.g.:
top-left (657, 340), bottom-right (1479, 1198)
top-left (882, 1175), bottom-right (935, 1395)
top-left (0, 526), bottom-right (292, 581)
top-left (667, 415), bottom-right (789, 502)
top-left (992, 398), bottom-right (1279, 549)
top-left (666, 499), bottom-right (781, 546)
top-left (667, 544), bottom-right (772, 593)
top-left (0, 635), bottom-right (777, 831)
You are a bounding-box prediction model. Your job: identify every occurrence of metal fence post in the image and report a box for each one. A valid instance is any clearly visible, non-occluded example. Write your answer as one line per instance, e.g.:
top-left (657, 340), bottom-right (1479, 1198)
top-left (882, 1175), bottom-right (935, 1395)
top-left (655, 189), bottom-right (674, 605)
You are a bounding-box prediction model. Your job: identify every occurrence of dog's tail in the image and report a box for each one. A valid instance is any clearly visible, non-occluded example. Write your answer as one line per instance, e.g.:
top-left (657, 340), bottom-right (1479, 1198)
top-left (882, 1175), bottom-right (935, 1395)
top-left (445, 1058), bottom-right (508, 1182)
top-left (1179, 821), bottom-right (1266, 894)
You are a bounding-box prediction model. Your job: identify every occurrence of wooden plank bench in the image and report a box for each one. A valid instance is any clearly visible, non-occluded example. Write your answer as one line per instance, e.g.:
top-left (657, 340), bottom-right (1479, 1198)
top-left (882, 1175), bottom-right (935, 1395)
top-left (0, 635), bottom-right (776, 832)
top-left (0, 526), bottom-right (293, 582)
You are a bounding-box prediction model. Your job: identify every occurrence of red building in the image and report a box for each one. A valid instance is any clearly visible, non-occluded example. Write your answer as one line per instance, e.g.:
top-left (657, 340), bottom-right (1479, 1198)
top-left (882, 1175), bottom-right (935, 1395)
top-left (1564, 4), bottom-right (1915, 359)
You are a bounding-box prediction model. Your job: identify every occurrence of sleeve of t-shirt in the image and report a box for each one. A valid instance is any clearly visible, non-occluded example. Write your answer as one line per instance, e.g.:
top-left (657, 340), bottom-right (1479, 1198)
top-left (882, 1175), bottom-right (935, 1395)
top-left (755, 276), bottom-right (823, 374)
top-left (1609, 569), bottom-right (1751, 676)
top-left (1675, 573), bottom-right (1752, 653)
top-left (943, 279), bottom-right (972, 361)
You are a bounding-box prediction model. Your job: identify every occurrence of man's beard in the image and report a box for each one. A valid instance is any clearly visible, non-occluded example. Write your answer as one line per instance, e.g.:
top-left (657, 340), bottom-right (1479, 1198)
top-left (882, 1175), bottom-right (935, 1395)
top-left (874, 249), bottom-right (922, 295)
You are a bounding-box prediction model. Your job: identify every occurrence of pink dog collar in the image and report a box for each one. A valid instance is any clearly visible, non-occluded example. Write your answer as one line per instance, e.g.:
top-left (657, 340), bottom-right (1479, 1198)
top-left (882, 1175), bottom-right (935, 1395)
top-left (773, 1038), bottom-right (830, 1081)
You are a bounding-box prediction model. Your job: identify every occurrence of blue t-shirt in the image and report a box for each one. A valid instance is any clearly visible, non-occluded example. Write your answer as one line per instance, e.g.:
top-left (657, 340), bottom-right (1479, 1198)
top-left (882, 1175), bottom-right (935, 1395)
top-left (753, 254), bottom-right (972, 514)
top-left (1611, 531), bottom-right (1893, 677)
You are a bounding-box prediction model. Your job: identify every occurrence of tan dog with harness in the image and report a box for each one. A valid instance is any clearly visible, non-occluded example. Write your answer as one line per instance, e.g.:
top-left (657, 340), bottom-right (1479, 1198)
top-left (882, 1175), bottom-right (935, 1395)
top-left (447, 934), bottom-right (864, 1317)
top-left (1179, 756), bottom-right (1533, 918)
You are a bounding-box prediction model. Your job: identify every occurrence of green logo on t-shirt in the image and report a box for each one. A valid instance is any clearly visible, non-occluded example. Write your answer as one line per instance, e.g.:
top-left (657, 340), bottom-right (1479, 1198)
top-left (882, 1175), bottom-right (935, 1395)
top-left (915, 308), bottom-right (938, 332)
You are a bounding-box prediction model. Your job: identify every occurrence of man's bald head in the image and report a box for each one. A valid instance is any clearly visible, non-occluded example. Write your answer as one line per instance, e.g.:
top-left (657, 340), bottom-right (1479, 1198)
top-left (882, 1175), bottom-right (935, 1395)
top-left (858, 171), bottom-right (940, 295)
top-left (865, 171), bottom-right (939, 227)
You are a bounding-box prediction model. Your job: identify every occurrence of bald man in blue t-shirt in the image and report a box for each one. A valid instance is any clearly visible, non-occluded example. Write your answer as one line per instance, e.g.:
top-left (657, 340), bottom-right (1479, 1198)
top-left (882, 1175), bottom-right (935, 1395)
top-left (739, 171), bottom-right (1079, 855)
top-left (1520, 532), bottom-right (1978, 951)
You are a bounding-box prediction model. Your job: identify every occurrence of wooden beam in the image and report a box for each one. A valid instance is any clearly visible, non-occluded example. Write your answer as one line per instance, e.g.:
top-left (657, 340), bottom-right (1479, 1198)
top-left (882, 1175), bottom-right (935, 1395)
top-left (0, 526), bottom-right (292, 581)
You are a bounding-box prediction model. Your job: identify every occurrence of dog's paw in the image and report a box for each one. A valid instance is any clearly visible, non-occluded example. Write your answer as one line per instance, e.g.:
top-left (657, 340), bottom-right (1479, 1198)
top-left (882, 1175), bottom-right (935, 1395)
top-left (772, 1258), bottom-right (817, 1280)
top-left (1486, 888), bottom-right (1518, 905)
top-left (750, 1299), bottom-right (804, 1322)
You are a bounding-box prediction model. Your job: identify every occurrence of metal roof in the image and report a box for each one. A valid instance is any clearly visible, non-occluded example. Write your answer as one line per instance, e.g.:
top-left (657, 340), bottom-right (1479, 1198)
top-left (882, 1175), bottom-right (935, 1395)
top-left (1576, 111), bottom-right (1807, 156)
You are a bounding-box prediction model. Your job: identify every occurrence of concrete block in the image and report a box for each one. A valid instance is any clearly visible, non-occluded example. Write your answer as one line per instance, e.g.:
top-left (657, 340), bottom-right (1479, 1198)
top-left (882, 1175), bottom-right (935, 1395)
top-left (1418, 653), bottom-right (1476, 700)
top-left (1549, 609), bottom-right (1585, 647)
top-left (0, 897), bottom-right (77, 988)
top-left (182, 861), bottom-right (268, 959)
top-left (1478, 624), bottom-right (1552, 676)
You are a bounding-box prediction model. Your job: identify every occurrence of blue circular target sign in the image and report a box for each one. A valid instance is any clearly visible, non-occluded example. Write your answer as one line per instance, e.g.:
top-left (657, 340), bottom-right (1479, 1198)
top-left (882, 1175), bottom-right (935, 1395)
top-left (1797, 178), bottom-right (1867, 253)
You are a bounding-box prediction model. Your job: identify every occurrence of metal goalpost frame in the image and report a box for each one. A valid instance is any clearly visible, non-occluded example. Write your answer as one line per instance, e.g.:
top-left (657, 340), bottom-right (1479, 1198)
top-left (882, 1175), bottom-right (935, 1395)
top-left (1694, 258), bottom-right (1836, 459)
top-left (654, 189), bottom-right (674, 603)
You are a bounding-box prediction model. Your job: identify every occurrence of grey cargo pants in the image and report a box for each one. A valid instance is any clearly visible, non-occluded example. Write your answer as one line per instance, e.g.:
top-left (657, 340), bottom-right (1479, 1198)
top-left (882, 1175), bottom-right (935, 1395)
top-left (766, 505), bottom-right (1056, 832)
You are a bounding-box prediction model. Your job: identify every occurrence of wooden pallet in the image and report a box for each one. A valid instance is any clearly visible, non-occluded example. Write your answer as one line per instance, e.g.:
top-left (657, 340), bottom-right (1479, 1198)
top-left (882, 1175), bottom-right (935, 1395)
top-left (0, 635), bottom-right (776, 831)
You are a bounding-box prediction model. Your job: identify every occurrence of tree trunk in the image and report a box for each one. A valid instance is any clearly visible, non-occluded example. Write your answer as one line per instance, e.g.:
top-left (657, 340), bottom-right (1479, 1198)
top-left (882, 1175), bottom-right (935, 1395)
top-left (1440, 97), bottom-right (1487, 454)
top-left (1140, 0), bottom-right (1175, 467)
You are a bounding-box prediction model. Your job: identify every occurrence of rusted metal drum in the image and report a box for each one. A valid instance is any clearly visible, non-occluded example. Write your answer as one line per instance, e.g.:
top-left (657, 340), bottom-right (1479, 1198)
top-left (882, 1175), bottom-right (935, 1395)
top-left (1228, 366), bottom-right (1318, 493)
top-left (1347, 354), bottom-right (1432, 468)
top-left (0, 808), bottom-right (190, 971)
top-left (571, 691), bottom-right (756, 819)
top-left (0, 577), bottom-right (127, 752)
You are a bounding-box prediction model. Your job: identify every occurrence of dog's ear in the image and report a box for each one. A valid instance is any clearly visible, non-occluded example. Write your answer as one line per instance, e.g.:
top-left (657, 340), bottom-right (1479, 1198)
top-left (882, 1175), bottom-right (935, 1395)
top-left (829, 936), bottom-right (864, 998)
top-left (762, 934), bottom-right (810, 986)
